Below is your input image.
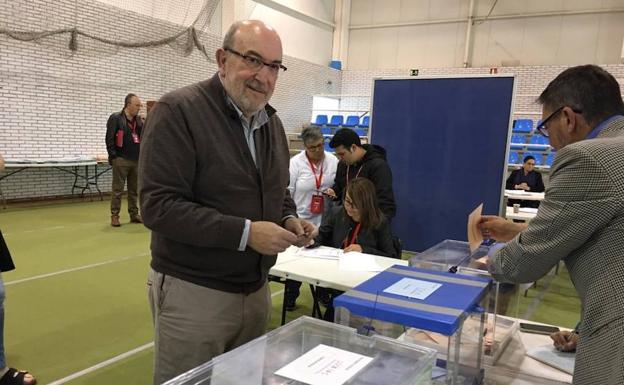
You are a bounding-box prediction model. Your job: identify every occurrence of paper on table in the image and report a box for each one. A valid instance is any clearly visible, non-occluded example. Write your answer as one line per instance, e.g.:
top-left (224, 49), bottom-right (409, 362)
top-left (339, 251), bottom-right (383, 272)
top-left (275, 344), bottom-right (373, 385)
top-left (519, 207), bottom-right (539, 214)
top-left (383, 277), bottom-right (442, 300)
top-left (467, 203), bottom-right (484, 253)
top-left (526, 345), bottom-right (575, 375)
top-left (297, 246), bottom-right (342, 260)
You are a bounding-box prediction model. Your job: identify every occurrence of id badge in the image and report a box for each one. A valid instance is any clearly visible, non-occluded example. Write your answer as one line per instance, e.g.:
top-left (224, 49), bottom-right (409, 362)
top-left (131, 133), bottom-right (140, 144)
top-left (310, 193), bottom-right (324, 214)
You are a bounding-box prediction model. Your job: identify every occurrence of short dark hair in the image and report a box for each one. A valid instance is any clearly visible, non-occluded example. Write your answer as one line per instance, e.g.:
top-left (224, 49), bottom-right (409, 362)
top-left (329, 128), bottom-right (361, 149)
top-left (124, 93), bottom-right (138, 109)
top-left (523, 155), bottom-right (535, 164)
top-left (345, 178), bottom-right (384, 230)
top-left (537, 65), bottom-right (624, 127)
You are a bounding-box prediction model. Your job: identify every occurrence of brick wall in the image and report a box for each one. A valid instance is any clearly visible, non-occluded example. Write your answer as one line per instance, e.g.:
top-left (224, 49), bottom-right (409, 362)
top-left (0, 0), bottom-right (339, 201)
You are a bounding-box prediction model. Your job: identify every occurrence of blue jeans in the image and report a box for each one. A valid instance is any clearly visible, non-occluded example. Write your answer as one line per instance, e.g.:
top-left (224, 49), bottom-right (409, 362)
top-left (0, 275), bottom-right (5, 369)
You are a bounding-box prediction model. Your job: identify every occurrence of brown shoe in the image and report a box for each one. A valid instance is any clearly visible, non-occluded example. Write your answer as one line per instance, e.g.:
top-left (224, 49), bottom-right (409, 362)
top-left (130, 214), bottom-right (143, 224)
top-left (111, 215), bottom-right (121, 227)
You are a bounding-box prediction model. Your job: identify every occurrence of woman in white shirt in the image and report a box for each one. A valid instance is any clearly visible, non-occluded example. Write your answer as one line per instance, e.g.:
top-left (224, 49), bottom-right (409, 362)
top-left (285, 126), bottom-right (338, 310)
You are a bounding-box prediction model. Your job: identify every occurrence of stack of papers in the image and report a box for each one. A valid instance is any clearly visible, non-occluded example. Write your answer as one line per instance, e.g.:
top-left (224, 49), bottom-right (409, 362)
top-left (296, 247), bottom-right (342, 260)
top-left (519, 207), bottom-right (538, 214)
top-left (526, 345), bottom-right (575, 375)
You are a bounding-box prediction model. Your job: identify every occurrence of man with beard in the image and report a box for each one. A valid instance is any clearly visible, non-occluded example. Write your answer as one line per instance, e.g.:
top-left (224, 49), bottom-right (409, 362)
top-left (139, 20), bottom-right (317, 384)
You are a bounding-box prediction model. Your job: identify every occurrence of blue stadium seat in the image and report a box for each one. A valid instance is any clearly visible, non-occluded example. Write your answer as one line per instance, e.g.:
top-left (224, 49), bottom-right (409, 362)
top-left (360, 116), bottom-right (370, 128)
top-left (508, 152), bottom-right (520, 165)
top-left (527, 135), bottom-right (549, 151)
top-left (344, 115), bottom-right (359, 127)
top-left (320, 126), bottom-right (332, 135)
top-left (328, 115), bottom-right (344, 126)
top-left (510, 134), bottom-right (525, 150)
top-left (324, 140), bottom-right (333, 152)
top-left (513, 119), bottom-right (533, 133)
top-left (354, 128), bottom-right (366, 136)
top-left (527, 152), bottom-right (543, 166)
top-left (545, 153), bottom-right (555, 166)
top-left (313, 115), bottom-right (328, 126)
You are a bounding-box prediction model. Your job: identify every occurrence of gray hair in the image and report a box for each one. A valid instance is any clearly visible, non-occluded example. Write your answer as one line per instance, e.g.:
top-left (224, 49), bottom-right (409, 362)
top-left (222, 21), bottom-right (244, 49)
top-left (301, 126), bottom-right (323, 146)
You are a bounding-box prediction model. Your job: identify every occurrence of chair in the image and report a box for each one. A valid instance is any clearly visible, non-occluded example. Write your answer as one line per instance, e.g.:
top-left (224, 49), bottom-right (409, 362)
top-left (527, 135), bottom-right (549, 151)
top-left (320, 126), bottom-right (332, 135)
top-left (328, 115), bottom-right (344, 126)
top-left (324, 140), bottom-right (333, 152)
top-left (344, 115), bottom-right (359, 127)
top-left (510, 134), bottom-right (525, 150)
top-left (513, 119), bottom-right (533, 133)
top-left (313, 115), bottom-right (328, 126)
top-left (354, 128), bottom-right (366, 136)
top-left (508, 152), bottom-right (520, 165)
top-left (360, 116), bottom-right (370, 128)
top-left (545, 153), bottom-right (555, 166)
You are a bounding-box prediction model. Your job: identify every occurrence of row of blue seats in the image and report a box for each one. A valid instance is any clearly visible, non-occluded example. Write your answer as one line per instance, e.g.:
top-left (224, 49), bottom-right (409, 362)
top-left (510, 134), bottom-right (550, 151)
top-left (320, 126), bottom-right (367, 136)
top-left (509, 151), bottom-right (554, 166)
top-left (312, 114), bottom-right (370, 128)
top-left (513, 118), bottom-right (546, 133)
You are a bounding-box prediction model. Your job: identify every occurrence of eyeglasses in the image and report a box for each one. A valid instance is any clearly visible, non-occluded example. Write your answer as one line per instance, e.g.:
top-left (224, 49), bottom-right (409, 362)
top-left (536, 106), bottom-right (582, 137)
top-left (224, 47), bottom-right (287, 74)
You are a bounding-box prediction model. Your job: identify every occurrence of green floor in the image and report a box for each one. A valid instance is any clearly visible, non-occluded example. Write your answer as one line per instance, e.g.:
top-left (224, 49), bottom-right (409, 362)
top-left (0, 200), bottom-right (581, 384)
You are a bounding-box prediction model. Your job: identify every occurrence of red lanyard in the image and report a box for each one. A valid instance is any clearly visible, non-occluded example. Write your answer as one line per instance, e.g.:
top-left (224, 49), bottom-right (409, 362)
top-left (346, 165), bottom-right (363, 185)
top-left (342, 222), bottom-right (362, 249)
top-left (127, 119), bottom-right (136, 134)
top-left (306, 154), bottom-right (324, 190)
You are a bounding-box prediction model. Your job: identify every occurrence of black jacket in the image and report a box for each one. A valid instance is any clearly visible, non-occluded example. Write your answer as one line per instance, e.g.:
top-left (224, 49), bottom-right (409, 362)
top-left (505, 169), bottom-right (545, 192)
top-left (332, 144), bottom-right (396, 218)
top-left (0, 230), bottom-right (15, 272)
top-left (105, 111), bottom-right (143, 162)
top-left (314, 206), bottom-right (397, 259)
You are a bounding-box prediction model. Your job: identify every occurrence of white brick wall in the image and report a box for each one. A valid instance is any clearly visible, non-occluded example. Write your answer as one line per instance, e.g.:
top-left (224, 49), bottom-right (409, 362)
top-left (340, 65), bottom-right (624, 121)
top-left (0, 0), bottom-right (339, 200)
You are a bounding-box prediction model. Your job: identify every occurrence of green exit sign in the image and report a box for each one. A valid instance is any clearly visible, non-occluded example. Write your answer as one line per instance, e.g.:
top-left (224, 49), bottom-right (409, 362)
top-left (410, 69), bottom-right (419, 76)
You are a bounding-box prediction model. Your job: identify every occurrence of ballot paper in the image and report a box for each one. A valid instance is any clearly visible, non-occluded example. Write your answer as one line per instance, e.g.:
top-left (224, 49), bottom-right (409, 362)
top-left (339, 252), bottom-right (383, 272)
top-left (383, 277), bottom-right (442, 300)
top-left (467, 203), bottom-right (484, 253)
top-left (297, 246), bottom-right (342, 260)
top-left (519, 207), bottom-right (539, 214)
top-left (526, 345), bottom-right (575, 375)
top-left (275, 344), bottom-right (373, 385)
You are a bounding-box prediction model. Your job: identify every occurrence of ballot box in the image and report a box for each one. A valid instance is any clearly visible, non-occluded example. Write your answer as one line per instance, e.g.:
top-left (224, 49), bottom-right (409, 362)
top-left (164, 315), bottom-right (436, 385)
top-left (334, 265), bottom-right (491, 385)
top-left (409, 239), bottom-right (520, 364)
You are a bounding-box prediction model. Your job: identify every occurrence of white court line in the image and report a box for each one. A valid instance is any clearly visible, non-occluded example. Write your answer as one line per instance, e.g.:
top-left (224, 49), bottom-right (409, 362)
top-left (5, 253), bottom-right (149, 286)
top-left (46, 342), bottom-right (154, 385)
top-left (45, 288), bottom-right (287, 384)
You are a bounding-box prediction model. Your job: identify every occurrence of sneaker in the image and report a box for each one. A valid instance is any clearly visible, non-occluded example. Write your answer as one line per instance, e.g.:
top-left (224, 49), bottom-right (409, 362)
top-left (111, 215), bottom-right (121, 227)
top-left (130, 215), bottom-right (143, 224)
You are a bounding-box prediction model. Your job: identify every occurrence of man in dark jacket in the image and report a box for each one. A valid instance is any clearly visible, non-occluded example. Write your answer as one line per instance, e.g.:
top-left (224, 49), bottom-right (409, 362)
top-left (105, 93), bottom-right (143, 227)
top-left (325, 128), bottom-right (396, 219)
top-left (139, 20), bottom-right (316, 385)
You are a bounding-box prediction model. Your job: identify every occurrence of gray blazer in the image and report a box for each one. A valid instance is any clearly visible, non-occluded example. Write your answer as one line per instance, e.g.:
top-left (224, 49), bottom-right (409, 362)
top-left (491, 116), bottom-right (624, 385)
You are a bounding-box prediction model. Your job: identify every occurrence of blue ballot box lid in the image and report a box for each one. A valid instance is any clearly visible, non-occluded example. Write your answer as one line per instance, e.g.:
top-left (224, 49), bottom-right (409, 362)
top-left (334, 265), bottom-right (491, 336)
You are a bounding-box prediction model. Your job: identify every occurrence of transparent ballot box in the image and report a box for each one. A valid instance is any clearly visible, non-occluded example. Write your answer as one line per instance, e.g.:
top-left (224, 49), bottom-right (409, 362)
top-left (334, 265), bottom-right (491, 385)
top-left (164, 315), bottom-right (436, 385)
top-left (409, 239), bottom-right (520, 365)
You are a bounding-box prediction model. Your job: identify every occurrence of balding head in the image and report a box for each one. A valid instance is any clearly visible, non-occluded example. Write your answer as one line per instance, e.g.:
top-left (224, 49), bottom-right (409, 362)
top-left (216, 20), bottom-right (284, 118)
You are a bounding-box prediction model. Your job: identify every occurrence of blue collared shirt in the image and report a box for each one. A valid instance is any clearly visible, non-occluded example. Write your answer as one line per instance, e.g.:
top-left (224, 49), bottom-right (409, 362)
top-left (586, 115), bottom-right (623, 140)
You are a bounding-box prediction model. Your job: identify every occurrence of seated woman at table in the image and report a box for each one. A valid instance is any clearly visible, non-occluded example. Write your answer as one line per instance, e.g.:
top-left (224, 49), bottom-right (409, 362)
top-left (309, 177), bottom-right (398, 320)
top-left (505, 155), bottom-right (545, 209)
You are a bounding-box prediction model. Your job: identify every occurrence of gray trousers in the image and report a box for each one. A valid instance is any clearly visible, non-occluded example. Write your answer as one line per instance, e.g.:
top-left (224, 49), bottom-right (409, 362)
top-left (147, 268), bottom-right (271, 385)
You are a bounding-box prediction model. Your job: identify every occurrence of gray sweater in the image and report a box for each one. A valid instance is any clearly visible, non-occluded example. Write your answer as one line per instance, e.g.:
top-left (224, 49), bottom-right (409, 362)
top-left (139, 74), bottom-right (296, 293)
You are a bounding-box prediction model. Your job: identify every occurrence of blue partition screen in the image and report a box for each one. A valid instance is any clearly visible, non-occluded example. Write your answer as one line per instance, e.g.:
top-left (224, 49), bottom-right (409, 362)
top-left (371, 76), bottom-right (514, 251)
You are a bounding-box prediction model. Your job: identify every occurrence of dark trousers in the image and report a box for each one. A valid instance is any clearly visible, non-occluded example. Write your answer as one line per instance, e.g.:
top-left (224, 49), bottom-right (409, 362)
top-left (110, 157), bottom-right (139, 216)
